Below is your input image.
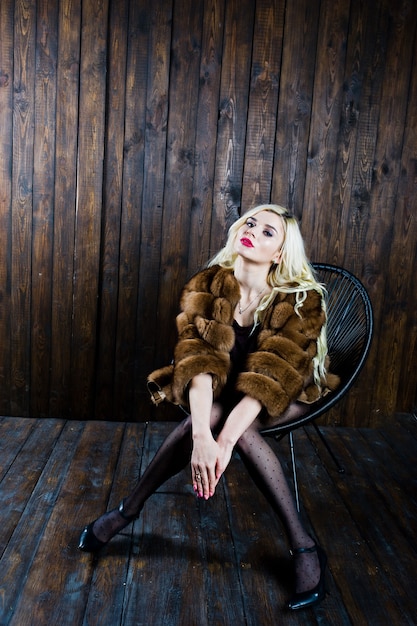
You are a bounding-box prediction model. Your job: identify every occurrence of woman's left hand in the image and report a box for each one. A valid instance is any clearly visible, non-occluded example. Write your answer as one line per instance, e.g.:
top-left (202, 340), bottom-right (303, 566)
top-left (214, 437), bottom-right (234, 483)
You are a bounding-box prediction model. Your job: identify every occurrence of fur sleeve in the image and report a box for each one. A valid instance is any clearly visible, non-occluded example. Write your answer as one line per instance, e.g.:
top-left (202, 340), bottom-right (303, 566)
top-left (236, 289), bottom-right (326, 419)
top-left (149, 266), bottom-right (240, 407)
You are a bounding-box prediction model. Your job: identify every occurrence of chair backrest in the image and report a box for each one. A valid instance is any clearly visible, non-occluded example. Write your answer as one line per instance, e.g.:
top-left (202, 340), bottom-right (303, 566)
top-left (261, 263), bottom-right (373, 436)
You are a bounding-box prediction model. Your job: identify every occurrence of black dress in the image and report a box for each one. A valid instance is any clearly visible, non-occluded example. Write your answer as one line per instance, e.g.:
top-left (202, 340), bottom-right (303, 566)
top-left (217, 320), bottom-right (260, 414)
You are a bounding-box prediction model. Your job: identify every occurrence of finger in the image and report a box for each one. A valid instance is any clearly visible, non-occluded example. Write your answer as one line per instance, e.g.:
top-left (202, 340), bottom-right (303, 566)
top-left (192, 466), bottom-right (205, 498)
top-left (195, 468), bottom-right (209, 499)
top-left (215, 458), bottom-right (224, 483)
top-left (201, 476), bottom-right (210, 499)
top-left (192, 468), bottom-right (199, 493)
top-left (200, 471), bottom-right (209, 499)
top-left (207, 467), bottom-right (217, 498)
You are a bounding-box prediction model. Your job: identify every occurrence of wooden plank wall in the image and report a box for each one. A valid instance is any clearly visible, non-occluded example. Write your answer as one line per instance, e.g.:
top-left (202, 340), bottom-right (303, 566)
top-left (0, 0), bottom-right (416, 426)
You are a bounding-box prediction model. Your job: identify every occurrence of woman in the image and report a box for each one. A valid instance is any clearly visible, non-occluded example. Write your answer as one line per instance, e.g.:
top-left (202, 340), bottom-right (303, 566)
top-left (79, 204), bottom-right (338, 611)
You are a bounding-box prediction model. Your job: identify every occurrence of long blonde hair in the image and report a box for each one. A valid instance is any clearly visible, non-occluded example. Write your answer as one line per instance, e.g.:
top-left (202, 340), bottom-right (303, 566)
top-left (209, 204), bottom-right (328, 387)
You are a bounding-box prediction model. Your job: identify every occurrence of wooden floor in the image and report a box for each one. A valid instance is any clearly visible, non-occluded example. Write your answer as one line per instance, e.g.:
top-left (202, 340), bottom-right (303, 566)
top-left (0, 414), bottom-right (416, 626)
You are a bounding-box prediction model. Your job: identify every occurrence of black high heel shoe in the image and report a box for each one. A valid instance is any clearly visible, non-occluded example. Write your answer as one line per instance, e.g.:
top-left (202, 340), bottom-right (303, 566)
top-left (287, 543), bottom-right (327, 611)
top-left (78, 499), bottom-right (139, 553)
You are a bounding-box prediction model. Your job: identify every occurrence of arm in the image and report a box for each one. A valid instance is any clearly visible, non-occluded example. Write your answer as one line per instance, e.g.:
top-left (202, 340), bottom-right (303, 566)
top-left (170, 267), bottom-right (239, 406)
top-left (148, 267), bottom-right (240, 409)
top-left (215, 395), bottom-right (262, 480)
top-left (188, 373), bottom-right (220, 499)
top-left (189, 381), bottom-right (262, 499)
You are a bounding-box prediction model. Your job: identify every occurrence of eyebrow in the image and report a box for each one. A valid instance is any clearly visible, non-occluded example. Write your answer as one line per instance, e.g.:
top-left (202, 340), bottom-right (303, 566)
top-left (249, 216), bottom-right (279, 233)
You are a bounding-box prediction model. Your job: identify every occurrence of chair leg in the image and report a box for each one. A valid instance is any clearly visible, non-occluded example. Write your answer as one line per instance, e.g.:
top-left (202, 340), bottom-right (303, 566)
top-left (311, 422), bottom-right (345, 474)
top-left (288, 431), bottom-right (301, 512)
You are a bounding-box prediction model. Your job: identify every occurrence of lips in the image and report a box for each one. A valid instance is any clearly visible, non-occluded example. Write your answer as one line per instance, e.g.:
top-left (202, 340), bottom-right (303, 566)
top-left (240, 237), bottom-right (254, 248)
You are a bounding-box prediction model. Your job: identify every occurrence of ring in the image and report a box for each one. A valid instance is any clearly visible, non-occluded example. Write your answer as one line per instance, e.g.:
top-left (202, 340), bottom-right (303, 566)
top-left (195, 472), bottom-right (201, 480)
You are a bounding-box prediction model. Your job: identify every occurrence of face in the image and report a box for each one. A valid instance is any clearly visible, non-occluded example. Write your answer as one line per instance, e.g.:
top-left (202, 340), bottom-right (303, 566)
top-left (234, 210), bottom-right (285, 265)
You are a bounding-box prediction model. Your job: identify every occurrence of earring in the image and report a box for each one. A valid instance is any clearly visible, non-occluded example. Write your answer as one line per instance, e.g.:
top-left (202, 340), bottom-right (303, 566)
top-left (272, 250), bottom-right (282, 264)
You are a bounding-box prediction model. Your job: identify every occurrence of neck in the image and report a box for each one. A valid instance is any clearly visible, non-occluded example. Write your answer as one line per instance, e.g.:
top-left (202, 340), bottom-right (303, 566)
top-left (234, 257), bottom-right (269, 292)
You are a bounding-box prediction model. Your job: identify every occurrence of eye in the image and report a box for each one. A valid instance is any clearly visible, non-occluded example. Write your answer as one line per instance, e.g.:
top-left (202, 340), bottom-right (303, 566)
top-left (246, 219), bottom-right (255, 228)
top-left (263, 229), bottom-right (273, 237)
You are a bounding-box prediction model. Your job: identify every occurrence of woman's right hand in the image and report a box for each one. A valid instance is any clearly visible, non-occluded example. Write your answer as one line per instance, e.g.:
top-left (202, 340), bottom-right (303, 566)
top-left (191, 434), bottom-right (220, 499)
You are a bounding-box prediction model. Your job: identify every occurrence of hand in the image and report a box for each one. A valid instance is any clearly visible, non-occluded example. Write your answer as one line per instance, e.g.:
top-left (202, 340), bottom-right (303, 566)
top-left (191, 435), bottom-right (220, 499)
top-left (215, 436), bottom-right (234, 482)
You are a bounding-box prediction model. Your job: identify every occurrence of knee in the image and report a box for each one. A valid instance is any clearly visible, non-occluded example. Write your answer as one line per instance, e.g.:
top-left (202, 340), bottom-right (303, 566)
top-left (235, 427), bottom-right (254, 454)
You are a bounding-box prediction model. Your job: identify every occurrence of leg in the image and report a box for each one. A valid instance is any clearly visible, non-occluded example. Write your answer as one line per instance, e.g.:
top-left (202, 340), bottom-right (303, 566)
top-left (79, 405), bottom-right (224, 550)
top-left (235, 424), bottom-right (324, 605)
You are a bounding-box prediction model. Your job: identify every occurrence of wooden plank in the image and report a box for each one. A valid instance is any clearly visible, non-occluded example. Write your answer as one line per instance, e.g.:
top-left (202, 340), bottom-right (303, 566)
top-left (367, 419), bottom-right (417, 508)
top-left (341, 0), bottom-right (385, 277)
top-left (122, 493), bottom-right (207, 625)
top-left (121, 422), bottom-right (244, 625)
top-left (364, 1), bottom-right (417, 423)
top-left (241, 0), bottom-right (284, 208)
top-left (154, 2), bottom-right (205, 369)
top-left (8, 420), bottom-right (126, 626)
top-left (119, 422), bottom-right (207, 624)
top-left (137, 423), bottom-right (247, 624)
top-left (187, 0), bottom-right (225, 271)
top-left (133, 0), bottom-right (172, 417)
top-left (320, 0), bottom-right (377, 268)
top-left (304, 425), bottom-right (417, 624)
top-left (395, 413), bottom-right (417, 441)
top-left (299, 0), bottom-right (385, 426)
top-left (400, 297), bottom-right (417, 413)
top-left (94, 0), bottom-right (129, 420)
top-left (0, 417), bottom-right (35, 481)
top-left (194, 482), bottom-right (247, 625)
top-left (357, 427), bottom-right (417, 565)
top-left (226, 435), bottom-right (352, 625)
top-left (285, 427), bottom-right (401, 624)
top-left (70, 0), bottom-right (109, 418)
top-left (10, 0), bottom-right (37, 416)
top-left (380, 3), bottom-right (417, 416)
top-left (48, 0), bottom-right (81, 418)
top-left (30, 0), bottom-right (59, 416)
top-left (211, 0), bottom-right (255, 244)
top-left (82, 422), bottom-right (146, 626)
top-left (0, 0), bottom-right (13, 416)
top-left (336, 0), bottom-right (385, 424)
top-left (0, 418), bottom-right (66, 556)
top-left (272, 0), bottom-right (320, 214)
top-left (112, 0), bottom-right (150, 421)
top-left (0, 419), bottom-right (81, 625)
top-left (301, 0), bottom-right (351, 263)
top-left (224, 453), bottom-right (295, 625)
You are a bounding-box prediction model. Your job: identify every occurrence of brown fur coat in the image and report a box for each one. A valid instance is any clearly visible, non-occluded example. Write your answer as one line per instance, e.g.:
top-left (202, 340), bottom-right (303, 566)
top-left (147, 265), bottom-right (339, 425)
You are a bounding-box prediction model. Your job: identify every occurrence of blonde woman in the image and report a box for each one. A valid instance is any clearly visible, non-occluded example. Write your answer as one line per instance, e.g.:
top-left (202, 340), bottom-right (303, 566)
top-left (79, 204), bottom-right (338, 611)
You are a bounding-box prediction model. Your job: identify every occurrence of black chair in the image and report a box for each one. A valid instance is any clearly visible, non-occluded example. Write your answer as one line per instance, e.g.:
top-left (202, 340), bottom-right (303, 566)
top-left (260, 263), bottom-right (374, 511)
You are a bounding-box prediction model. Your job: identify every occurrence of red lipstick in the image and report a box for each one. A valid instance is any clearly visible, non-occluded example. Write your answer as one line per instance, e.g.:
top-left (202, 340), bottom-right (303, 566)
top-left (240, 237), bottom-right (254, 248)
